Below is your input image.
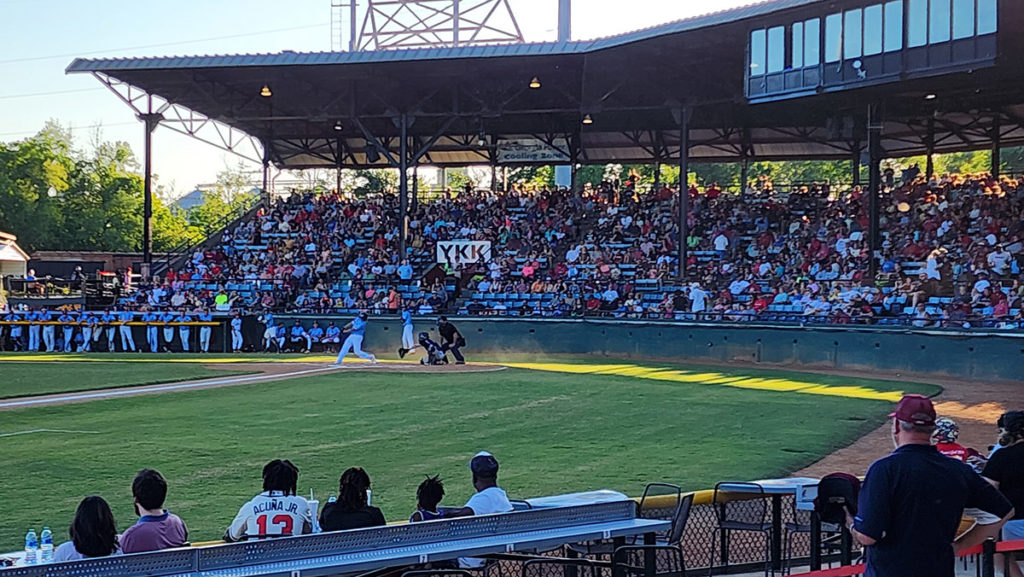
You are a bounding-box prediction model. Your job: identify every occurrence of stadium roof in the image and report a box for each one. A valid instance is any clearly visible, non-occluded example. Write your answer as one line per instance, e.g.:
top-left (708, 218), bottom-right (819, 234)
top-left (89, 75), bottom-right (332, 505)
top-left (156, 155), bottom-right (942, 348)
top-left (67, 0), bottom-right (1024, 169)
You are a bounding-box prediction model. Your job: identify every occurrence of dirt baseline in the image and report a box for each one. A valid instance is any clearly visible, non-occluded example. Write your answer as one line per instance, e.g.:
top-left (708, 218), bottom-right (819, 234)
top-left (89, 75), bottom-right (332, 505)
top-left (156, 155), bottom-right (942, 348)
top-left (0, 362), bottom-right (505, 411)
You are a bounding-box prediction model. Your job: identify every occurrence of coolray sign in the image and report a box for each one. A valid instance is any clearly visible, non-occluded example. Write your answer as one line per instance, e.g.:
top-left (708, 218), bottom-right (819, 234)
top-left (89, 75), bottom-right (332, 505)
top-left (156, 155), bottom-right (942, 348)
top-left (437, 240), bottom-right (492, 268)
top-left (496, 138), bottom-right (570, 163)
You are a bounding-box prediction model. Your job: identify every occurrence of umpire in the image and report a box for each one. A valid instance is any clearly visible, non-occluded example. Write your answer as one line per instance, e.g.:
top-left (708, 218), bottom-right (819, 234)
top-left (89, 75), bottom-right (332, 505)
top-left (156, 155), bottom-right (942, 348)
top-left (437, 316), bottom-right (466, 365)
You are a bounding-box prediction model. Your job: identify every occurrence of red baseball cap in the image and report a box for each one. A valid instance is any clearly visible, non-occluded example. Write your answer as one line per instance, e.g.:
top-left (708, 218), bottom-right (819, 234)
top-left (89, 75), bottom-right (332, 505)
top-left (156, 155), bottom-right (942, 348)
top-left (890, 394), bottom-right (936, 426)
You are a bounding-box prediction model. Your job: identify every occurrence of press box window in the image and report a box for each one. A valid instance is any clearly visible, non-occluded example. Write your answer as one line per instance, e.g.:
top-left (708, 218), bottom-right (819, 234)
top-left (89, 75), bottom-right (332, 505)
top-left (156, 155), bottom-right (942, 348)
top-left (929, 0), bottom-right (951, 43)
top-left (750, 29), bottom-right (766, 76)
top-left (884, 1), bottom-right (903, 51)
top-left (951, 0), bottom-right (974, 39)
top-left (767, 26), bottom-right (785, 73)
top-left (844, 9), bottom-right (863, 60)
top-left (977, 0), bottom-right (997, 35)
top-left (864, 4), bottom-right (883, 55)
top-left (825, 13), bottom-right (842, 63)
top-left (791, 22), bottom-right (804, 68)
top-left (804, 18), bottom-right (821, 66)
top-left (908, 0), bottom-right (928, 47)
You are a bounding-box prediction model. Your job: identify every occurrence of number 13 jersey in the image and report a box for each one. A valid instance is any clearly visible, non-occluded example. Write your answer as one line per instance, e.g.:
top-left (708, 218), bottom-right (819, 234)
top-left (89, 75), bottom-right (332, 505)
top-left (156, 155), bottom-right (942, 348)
top-left (227, 491), bottom-right (313, 540)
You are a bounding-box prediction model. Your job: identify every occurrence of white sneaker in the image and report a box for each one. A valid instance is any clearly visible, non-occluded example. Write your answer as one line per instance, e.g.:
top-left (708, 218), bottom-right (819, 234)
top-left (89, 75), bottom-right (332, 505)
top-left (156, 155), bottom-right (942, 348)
top-left (370, 356), bottom-right (378, 365)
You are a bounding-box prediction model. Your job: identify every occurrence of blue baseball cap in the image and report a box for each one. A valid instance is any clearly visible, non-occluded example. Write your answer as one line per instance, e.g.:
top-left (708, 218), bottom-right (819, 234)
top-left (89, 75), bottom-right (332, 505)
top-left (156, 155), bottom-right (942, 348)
top-left (469, 451), bottom-right (499, 476)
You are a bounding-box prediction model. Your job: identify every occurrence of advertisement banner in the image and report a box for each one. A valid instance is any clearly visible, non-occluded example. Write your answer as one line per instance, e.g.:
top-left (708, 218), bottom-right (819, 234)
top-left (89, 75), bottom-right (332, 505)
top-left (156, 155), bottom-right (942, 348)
top-left (437, 240), bottom-right (492, 268)
top-left (495, 138), bottom-right (570, 164)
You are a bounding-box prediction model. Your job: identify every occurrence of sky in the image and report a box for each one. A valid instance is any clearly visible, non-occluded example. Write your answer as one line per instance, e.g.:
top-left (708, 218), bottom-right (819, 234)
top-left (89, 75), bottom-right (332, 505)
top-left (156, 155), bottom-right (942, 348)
top-left (0, 0), bottom-right (755, 198)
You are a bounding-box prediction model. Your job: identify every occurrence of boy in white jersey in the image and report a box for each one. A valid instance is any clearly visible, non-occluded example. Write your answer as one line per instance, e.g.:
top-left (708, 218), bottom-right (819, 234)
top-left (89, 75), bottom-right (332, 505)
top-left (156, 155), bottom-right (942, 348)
top-left (225, 459), bottom-right (313, 541)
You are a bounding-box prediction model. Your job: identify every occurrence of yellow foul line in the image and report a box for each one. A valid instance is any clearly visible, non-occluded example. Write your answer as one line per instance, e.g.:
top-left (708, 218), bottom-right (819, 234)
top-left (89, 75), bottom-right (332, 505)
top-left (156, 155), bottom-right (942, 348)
top-left (500, 362), bottom-right (905, 402)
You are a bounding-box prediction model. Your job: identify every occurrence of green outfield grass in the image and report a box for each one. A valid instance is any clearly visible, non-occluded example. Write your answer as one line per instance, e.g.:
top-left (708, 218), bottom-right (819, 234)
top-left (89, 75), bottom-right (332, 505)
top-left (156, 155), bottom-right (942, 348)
top-left (0, 361), bottom-right (252, 399)
top-left (0, 356), bottom-right (939, 551)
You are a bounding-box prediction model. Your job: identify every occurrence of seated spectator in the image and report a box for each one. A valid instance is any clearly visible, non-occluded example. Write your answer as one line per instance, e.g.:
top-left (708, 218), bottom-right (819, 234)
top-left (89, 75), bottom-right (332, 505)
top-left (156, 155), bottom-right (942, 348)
top-left (451, 451), bottom-right (513, 568)
top-left (120, 469), bottom-right (188, 553)
top-left (982, 410), bottom-right (1024, 574)
top-left (53, 496), bottom-right (121, 561)
top-left (452, 452), bottom-right (512, 517)
top-left (410, 475), bottom-right (447, 522)
top-left (933, 418), bottom-right (970, 462)
top-left (319, 467), bottom-right (386, 531)
top-left (225, 459), bottom-right (312, 541)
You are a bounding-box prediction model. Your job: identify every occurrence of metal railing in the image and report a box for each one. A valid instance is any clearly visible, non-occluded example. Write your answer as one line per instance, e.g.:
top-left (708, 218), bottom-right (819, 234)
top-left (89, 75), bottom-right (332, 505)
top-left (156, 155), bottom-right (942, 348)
top-left (151, 196), bottom-right (262, 279)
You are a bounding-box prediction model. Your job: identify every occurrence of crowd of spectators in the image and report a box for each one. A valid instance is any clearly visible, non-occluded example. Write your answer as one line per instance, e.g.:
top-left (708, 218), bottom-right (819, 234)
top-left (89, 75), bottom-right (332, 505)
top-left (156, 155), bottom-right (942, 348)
top-left (34, 451), bottom-right (512, 565)
top-left (21, 167), bottom-right (1024, 329)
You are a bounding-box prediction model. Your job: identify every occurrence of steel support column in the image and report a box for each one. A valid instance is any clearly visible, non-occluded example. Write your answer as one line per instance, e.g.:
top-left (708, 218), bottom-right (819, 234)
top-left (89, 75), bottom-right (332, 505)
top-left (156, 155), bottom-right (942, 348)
top-left (412, 165), bottom-right (419, 211)
top-left (868, 104), bottom-right (883, 279)
top-left (653, 160), bottom-right (661, 192)
top-left (139, 97), bottom-right (163, 272)
top-left (570, 134), bottom-right (580, 194)
top-left (740, 158), bottom-right (749, 192)
top-left (851, 143), bottom-right (862, 186)
top-left (677, 109), bottom-right (691, 280)
top-left (992, 116), bottom-right (1002, 178)
top-left (262, 159), bottom-right (270, 198)
top-left (336, 138), bottom-right (343, 194)
top-left (398, 113), bottom-right (409, 258)
top-left (926, 117), bottom-right (935, 180)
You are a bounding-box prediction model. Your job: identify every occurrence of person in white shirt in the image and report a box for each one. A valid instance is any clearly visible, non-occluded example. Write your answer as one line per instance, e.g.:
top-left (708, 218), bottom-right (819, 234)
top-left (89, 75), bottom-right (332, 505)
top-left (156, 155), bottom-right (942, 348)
top-left (452, 451), bottom-right (513, 568)
top-left (225, 459), bottom-right (312, 541)
top-left (988, 246), bottom-right (1012, 276)
top-left (728, 278), bottom-right (751, 296)
top-left (689, 284), bottom-right (708, 314)
top-left (713, 233), bottom-right (729, 254)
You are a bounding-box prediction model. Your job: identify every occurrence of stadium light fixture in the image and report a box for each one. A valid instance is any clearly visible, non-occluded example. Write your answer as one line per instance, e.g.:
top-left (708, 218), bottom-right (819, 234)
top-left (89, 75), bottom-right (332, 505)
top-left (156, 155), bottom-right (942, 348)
top-left (260, 84), bottom-right (273, 98)
top-left (581, 114), bottom-right (593, 125)
top-left (333, 121), bottom-right (344, 132)
top-left (529, 76), bottom-right (541, 89)
top-left (925, 93), bottom-right (937, 100)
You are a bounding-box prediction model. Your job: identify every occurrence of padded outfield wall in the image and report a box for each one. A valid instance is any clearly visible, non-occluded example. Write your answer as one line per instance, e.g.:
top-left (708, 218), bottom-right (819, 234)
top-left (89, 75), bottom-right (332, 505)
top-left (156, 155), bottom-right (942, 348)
top-left (271, 317), bottom-right (1024, 382)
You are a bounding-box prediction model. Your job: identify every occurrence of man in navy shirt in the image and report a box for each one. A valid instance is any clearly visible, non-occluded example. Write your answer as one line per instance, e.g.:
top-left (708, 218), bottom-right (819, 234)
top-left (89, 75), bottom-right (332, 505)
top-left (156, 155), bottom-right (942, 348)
top-left (851, 394), bottom-right (1013, 577)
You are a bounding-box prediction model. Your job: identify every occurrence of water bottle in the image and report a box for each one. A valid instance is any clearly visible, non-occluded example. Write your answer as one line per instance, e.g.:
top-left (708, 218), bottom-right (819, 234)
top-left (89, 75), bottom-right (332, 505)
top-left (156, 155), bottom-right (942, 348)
top-left (40, 527), bottom-right (53, 563)
top-left (24, 529), bottom-right (38, 565)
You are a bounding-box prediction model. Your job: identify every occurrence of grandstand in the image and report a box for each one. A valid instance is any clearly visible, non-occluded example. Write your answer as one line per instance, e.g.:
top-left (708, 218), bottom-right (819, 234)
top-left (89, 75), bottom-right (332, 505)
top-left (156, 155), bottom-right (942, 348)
top-left (3, 2), bottom-right (1024, 577)
top-left (51, 0), bottom-right (1023, 330)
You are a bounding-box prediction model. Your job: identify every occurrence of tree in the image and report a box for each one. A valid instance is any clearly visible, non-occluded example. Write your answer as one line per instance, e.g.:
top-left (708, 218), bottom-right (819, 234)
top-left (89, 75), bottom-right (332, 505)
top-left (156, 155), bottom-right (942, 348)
top-left (352, 169), bottom-right (397, 195)
top-left (186, 164), bottom-right (258, 235)
top-left (507, 166), bottom-right (555, 188)
top-left (0, 120), bottom-right (195, 253)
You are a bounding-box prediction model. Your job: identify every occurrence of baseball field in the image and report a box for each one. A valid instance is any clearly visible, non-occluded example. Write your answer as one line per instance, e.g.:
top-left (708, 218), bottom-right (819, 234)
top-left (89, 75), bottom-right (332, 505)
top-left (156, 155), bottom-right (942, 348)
top-left (0, 354), bottom-right (938, 551)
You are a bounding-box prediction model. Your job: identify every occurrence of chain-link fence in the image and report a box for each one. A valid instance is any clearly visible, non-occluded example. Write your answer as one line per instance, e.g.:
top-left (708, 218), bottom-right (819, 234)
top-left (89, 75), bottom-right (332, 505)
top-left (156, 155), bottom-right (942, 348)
top-left (411, 495), bottom-right (845, 577)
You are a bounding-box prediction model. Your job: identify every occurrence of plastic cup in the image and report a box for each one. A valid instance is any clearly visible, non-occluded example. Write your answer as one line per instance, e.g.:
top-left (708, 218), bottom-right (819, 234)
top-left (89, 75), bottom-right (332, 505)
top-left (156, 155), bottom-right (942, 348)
top-left (308, 500), bottom-right (320, 533)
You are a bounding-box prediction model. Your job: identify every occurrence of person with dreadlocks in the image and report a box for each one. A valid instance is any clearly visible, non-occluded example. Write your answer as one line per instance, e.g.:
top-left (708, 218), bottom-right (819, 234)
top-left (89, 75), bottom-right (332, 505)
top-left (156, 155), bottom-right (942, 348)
top-left (410, 475), bottom-right (447, 522)
top-left (933, 417), bottom-right (970, 462)
top-left (983, 411), bottom-right (1024, 577)
top-left (319, 467), bottom-right (386, 532)
top-left (225, 459), bottom-right (312, 541)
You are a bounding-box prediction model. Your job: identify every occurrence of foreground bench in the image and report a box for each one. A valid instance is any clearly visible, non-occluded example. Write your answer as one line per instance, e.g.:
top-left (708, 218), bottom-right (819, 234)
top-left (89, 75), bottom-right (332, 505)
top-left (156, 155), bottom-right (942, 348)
top-left (1, 500), bottom-right (667, 577)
